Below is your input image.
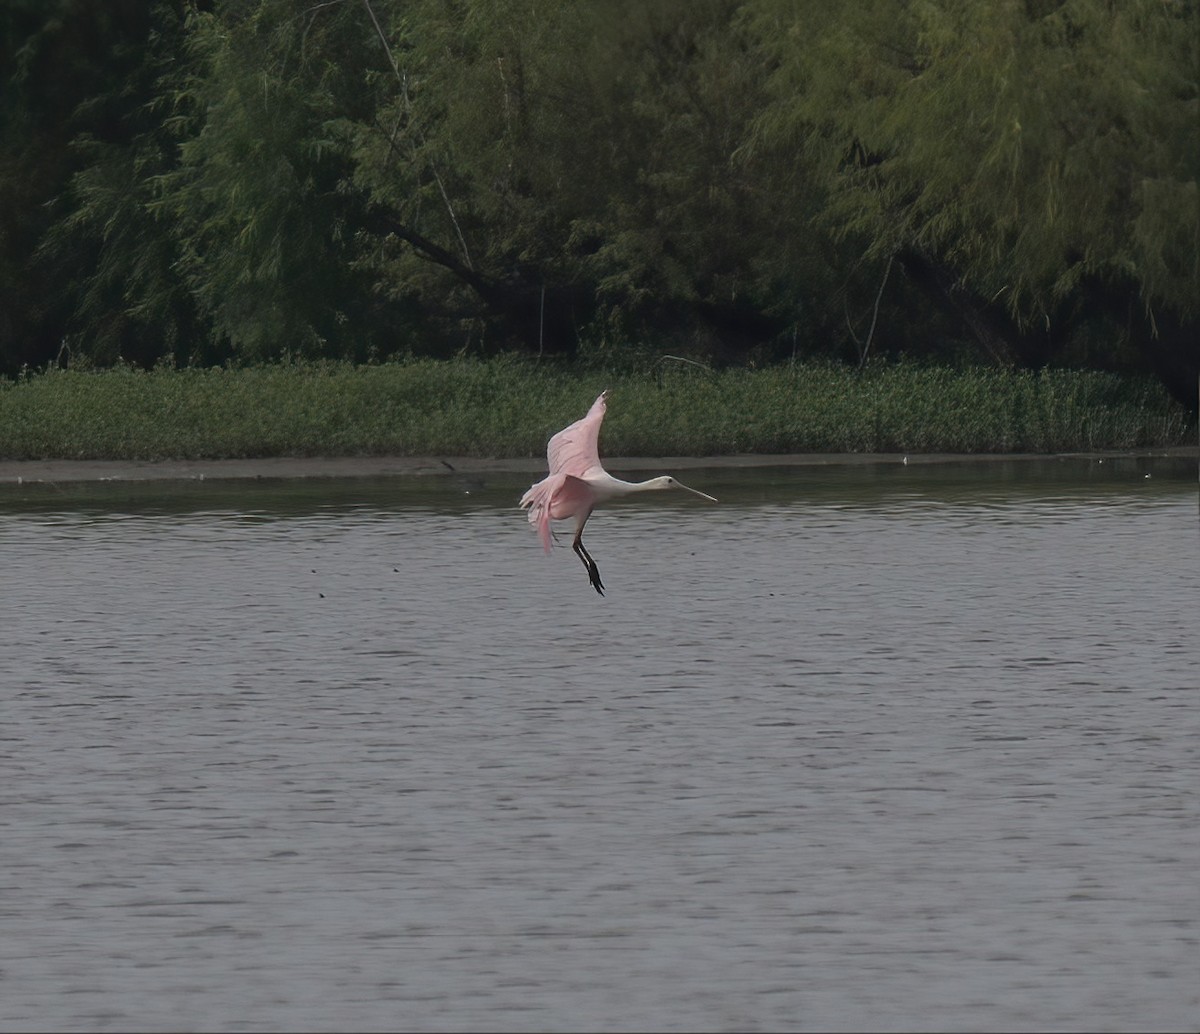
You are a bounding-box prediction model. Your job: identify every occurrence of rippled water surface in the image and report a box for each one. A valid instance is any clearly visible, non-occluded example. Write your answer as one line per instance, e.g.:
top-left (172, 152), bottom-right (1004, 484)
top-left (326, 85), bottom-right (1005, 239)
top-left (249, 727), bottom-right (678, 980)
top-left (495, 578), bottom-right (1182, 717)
top-left (2, 456), bottom-right (1197, 1032)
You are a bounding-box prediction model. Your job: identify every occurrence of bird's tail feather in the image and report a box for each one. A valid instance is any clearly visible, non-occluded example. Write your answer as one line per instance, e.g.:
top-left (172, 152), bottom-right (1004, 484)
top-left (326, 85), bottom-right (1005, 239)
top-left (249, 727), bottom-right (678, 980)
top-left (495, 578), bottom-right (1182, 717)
top-left (520, 477), bottom-right (559, 554)
top-left (536, 505), bottom-right (552, 553)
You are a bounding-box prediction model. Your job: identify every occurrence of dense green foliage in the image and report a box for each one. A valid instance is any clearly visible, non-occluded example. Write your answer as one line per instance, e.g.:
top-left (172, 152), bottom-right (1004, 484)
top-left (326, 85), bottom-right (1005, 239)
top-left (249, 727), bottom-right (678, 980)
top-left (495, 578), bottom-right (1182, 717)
top-left (1, 1), bottom-right (1197, 406)
top-left (0, 360), bottom-right (1190, 460)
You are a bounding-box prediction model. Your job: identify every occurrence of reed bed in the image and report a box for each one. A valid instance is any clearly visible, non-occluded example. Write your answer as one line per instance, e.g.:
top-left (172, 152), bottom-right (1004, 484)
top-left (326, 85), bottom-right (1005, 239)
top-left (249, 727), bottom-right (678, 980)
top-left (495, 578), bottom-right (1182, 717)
top-left (0, 358), bottom-right (1192, 460)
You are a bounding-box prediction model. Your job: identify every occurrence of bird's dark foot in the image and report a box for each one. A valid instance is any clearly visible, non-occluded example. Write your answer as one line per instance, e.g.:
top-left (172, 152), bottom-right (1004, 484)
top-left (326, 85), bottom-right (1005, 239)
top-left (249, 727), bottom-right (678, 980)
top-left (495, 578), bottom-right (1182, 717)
top-left (574, 537), bottom-right (606, 597)
top-left (587, 560), bottom-right (605, 596)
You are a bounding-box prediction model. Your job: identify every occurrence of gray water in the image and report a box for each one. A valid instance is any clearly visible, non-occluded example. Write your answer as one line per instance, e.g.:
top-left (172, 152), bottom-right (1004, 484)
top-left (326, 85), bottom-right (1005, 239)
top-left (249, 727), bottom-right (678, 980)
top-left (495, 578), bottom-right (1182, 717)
top-left (1, 456), bottom-right (1197, 1033)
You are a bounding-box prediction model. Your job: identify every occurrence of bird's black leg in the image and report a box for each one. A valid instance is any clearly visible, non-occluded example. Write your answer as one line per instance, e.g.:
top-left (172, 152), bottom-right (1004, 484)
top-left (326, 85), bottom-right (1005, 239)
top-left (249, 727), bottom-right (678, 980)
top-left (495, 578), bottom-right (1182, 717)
top-left (573, 534), bottom-right (605, 596)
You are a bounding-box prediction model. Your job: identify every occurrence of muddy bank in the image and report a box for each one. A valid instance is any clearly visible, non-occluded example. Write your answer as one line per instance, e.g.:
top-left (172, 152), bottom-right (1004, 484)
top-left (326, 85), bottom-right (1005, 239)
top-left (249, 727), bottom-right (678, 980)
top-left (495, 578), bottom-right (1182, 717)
top-left (1, 448), bottom-right (1195, 485)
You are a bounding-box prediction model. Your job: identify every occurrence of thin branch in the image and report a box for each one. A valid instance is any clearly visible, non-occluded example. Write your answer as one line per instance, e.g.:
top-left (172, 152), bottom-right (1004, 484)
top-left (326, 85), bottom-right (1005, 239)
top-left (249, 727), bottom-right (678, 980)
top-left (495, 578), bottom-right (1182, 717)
top-left (428, 169), bottom-right (474, 272)
top-left (360, 0), bottom-right (401, 81)
top-left (858, 254), bottom-right (894, 369)
top-left (656, 355), bottom-right (712, 372)
top-left (537, 282), bottom-right (545, 358)
top-left (844, 299), bottom-right (861, 346)
top-left (361, 0), bottom-right (475, 271)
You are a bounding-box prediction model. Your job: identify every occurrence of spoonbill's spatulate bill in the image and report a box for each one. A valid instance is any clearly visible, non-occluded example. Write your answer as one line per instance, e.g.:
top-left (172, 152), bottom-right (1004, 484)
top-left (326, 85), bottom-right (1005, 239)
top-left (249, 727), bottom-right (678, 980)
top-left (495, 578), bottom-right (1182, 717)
top-left (519, 390), bottom-right (717, 595)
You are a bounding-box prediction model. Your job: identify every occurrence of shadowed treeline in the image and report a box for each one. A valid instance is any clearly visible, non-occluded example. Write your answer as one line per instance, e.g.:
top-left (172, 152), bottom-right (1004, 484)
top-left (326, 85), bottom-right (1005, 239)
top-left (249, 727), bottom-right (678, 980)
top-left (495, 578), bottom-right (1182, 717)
top-left (1, 1), bottom-right (1196, 409)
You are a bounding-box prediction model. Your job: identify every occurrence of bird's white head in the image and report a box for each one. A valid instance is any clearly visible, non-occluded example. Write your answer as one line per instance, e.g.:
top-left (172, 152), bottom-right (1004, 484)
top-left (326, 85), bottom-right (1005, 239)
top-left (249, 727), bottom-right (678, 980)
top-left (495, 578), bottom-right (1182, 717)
top-left (652, 475), bottom-right (718, 502)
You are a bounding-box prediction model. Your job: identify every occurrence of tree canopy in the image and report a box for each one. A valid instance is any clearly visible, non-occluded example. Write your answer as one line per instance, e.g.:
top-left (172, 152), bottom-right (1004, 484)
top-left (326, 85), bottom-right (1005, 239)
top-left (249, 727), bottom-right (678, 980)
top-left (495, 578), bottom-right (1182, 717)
top-left (1, 0), bottom-right (1196, 406)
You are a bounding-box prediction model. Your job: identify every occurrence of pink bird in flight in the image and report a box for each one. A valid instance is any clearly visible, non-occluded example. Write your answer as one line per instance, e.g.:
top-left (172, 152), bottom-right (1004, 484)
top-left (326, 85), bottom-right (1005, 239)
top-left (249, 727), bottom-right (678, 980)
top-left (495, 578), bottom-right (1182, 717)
top-left (520, 390), bottom-right (717, 595)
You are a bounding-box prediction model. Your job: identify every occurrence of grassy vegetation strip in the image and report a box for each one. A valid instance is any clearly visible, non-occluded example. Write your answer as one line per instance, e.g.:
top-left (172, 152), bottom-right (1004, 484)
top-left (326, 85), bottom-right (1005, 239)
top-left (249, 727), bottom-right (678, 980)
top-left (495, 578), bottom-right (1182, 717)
top-left (0, 359), bottom-right (1192, 461)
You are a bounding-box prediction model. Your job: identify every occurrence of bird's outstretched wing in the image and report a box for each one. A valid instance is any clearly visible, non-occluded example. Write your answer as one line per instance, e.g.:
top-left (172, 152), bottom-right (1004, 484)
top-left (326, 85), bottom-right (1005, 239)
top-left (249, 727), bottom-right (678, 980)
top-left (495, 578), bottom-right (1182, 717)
top-left (546, 390), bottom-right (608, 478)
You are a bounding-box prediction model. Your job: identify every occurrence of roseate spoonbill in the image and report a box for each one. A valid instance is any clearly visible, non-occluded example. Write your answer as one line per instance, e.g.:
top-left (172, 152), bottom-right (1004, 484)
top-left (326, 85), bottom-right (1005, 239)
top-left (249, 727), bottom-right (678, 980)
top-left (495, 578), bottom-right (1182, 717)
top-left (520, 390), bottom-right (717, 595)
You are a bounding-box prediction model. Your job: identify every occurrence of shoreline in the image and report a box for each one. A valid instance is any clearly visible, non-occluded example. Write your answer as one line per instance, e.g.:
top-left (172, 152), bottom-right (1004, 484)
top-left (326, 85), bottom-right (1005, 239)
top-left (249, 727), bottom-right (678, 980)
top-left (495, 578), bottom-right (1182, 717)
top-left (1, 447), bottom-right (1196, 485)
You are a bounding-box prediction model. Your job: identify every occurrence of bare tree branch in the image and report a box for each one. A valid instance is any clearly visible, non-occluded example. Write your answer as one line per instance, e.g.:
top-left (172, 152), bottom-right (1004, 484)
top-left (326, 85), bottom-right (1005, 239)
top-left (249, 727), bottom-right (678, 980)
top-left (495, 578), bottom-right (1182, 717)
top-left (361, 0), bottom-right (475, 271)
top-left (858, 254), bottom-right (893, 369)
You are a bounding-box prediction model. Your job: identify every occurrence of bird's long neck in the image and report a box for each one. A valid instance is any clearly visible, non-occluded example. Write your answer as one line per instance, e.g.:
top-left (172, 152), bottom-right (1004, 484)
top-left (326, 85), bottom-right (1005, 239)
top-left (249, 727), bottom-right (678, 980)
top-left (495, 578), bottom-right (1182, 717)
top-left (590, 473), bottom-right (665, 499)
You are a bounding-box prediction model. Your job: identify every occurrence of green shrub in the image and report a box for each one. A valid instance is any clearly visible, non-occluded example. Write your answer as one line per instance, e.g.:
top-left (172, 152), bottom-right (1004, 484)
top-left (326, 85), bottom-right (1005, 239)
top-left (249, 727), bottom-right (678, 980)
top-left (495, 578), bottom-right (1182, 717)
top-left (0, 358), bottom-right (1191, 460)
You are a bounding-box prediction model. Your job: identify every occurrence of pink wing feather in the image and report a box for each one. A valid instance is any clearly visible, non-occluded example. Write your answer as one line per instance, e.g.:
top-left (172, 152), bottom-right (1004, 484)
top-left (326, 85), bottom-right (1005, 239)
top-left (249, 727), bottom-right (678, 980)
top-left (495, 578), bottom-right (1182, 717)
top-left (546, 390), bottom-right (608, 477)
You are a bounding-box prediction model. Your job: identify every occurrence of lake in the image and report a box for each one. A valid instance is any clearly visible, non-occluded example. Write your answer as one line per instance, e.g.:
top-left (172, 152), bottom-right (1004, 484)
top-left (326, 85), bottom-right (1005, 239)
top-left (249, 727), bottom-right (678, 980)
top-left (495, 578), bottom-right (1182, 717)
top-left (1, 454), bottom-right (1197, 1032)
